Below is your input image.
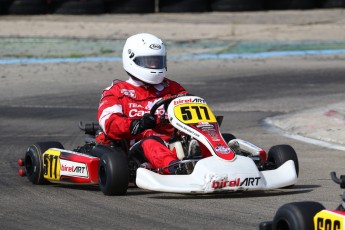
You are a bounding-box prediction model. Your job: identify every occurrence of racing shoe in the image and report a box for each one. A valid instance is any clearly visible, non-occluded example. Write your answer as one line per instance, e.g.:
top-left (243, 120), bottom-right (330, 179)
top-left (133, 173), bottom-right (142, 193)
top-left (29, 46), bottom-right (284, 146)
top-left (168, 160), bottom-right (194, 175)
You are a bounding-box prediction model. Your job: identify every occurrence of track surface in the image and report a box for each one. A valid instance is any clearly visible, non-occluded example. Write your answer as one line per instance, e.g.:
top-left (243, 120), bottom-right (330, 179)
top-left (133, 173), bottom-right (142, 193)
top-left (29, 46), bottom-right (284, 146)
top-left (1, 55), bottom-right (345, 229)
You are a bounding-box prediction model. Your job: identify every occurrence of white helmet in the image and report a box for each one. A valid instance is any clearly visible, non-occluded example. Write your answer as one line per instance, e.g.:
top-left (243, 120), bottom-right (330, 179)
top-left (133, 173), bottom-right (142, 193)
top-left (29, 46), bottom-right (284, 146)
top-left (122, 33), bottom-right (167, 85)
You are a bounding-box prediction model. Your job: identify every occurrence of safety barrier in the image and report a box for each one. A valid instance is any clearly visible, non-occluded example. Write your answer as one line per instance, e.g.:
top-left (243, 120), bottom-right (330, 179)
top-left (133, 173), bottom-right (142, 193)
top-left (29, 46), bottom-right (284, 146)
top-left (0, 0), bottom-right (344, 15)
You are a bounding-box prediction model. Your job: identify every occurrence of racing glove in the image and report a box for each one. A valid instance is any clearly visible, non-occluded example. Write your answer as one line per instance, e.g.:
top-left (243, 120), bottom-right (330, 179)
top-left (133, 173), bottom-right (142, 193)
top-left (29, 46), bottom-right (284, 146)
top-left (130, 113), bottom-right (157, 136)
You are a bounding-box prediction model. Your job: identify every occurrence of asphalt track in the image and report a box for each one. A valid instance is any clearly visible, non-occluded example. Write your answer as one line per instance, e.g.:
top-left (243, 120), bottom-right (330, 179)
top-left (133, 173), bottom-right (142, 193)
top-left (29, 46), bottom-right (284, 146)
top-left (1, 52), bottom-right (345, 229)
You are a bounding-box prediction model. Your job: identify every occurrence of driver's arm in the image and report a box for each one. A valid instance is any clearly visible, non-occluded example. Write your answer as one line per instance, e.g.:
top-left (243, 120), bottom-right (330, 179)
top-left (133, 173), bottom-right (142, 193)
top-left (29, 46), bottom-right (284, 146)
top-left (98, 90), bottom-right (137, 140)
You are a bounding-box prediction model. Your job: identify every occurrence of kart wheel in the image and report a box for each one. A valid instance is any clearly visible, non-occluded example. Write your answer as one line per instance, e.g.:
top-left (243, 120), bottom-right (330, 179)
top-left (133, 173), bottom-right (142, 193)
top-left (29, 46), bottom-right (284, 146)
top-left (52, 0), bottom-right (104, 15)
top-left (25, 141), bottom-right (64, 185)
top-left (222, 133), bottom-right (236, 143)
top-left (104, 0), bottom-right (155, 13)
top-left (272, 201), bottom-right (325, 230)
top-left (159, 0), bottom-right (209, 12)
top-left (267, 145), bottom-right (299, 177)
top-left (0, 0), bottom-right (12, 14)
top-left (98, 146), bottom-right (129, 196)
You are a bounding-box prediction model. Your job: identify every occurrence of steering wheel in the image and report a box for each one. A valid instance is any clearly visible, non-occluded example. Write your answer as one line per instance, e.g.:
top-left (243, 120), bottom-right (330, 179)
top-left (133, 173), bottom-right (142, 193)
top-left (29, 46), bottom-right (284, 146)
top-left (149, 97), bottom-right (174, 116)
top-left (149, 94), bottom-right (189, 125)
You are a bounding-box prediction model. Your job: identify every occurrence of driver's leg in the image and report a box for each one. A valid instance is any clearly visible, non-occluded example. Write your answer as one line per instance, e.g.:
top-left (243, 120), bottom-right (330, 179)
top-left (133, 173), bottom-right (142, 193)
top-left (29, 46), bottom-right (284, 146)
top-left (130, 136), bottom-right (179, 174)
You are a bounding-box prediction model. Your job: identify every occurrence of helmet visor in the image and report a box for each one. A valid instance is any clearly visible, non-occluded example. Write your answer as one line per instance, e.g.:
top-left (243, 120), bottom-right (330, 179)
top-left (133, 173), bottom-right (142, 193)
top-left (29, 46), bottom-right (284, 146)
top-left (133, 55), bottom-right (166, 69)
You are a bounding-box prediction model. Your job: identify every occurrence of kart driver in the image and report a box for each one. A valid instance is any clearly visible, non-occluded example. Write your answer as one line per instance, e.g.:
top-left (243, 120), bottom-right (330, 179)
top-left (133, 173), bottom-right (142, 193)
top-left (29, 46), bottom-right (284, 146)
top-left (97, 33), bottom-right (209, 174)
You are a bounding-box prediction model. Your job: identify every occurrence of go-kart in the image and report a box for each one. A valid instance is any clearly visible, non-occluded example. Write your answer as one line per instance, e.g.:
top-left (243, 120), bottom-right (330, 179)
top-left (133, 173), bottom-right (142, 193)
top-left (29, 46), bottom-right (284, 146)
top-left (260, 172), bottom-right (345, 230)
top-left (18, 95), bottom-right (299, 195)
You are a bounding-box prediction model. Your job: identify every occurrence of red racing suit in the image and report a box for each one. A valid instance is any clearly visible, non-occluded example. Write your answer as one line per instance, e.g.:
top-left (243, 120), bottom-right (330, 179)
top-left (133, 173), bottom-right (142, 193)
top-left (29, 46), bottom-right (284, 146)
top-left (97, 77), bottom-right (188, 173)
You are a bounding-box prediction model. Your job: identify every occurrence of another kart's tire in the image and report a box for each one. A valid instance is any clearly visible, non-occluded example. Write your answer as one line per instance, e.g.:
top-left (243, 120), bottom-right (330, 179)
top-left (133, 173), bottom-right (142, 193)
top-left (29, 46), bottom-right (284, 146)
top-left (222, 133), bottom-right (236, 143)
top-left (318, 0), bottom-right (345, 8)
top-left (0, 0), bottom-right (12, 14)
top-left (52, 0), bottom-right (104, 15)
top-left (7, 0), bottom-right (48, 14)
top-left (98, 146), bottom-right (129, 196)
top-left (264, 0), bottom-right (316, 10)
top-left (25, 141), bottom-right (64, 185)
top-left (272, 201), bottom-right (325, 230)
top-left (267, 144), bottom-right (299, 177)
top-left (159, 0), bottom-right (209, 13)
top-left (210, 0), bottom-right (263, 11)
top-left (104, 0), bottom-right (155, 13)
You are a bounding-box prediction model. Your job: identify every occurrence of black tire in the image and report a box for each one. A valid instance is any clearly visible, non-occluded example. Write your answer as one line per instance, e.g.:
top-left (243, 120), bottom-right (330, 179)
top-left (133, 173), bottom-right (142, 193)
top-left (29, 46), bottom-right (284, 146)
top-left (8, 0), bottom-right (48, 14)
top-left (264, 0), bottom-right (316, 10)
top-left (25, 141), bottom-right (64, 185)
top-left (272, 201), bottom-right (325, 230)
top-left (104, 0), bottom-right (155, 13)
top-left (318, 0), bottom-right (345, 8)
top-left (267, 144), bottom-right (299, 177)
top-left (53, 0), bottom-right (104, 15)
top-left (210, 0), bottom-right (263, 11)
top-left (97, 145), bottom-right (129, 196)
top-left (222, 133), bottom-right (237, 143)
top-left (0, 0), bottom-right (12, 14)
top-left (159, 0), bottom-right (210, 13)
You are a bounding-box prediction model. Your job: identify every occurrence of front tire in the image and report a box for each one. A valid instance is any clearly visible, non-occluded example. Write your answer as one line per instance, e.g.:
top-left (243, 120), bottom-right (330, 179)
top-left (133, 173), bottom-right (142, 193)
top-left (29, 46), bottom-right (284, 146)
top-left (97, 145), bottom-right (129, 196)
top-left (267, 145), bottom-right (299, 177)
top-left (272, 201), bottom-right (325, 230)
top-left (25, 141), bottom-right (64, 185)
top-left (222, 133), bottom-right (236, 143)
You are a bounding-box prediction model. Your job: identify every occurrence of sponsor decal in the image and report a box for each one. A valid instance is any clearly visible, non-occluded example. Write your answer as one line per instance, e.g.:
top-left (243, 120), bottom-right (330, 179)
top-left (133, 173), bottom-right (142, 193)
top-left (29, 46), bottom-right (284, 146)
top-left (128, 109), bottom-right (146, 118)
top-left (173, 97), bottom-right (205, 106)
top-left (175, 122), bottom-right (200, 137)
top-left (120, 89), bottom-right (136, 99)
top-left (207, 131), bottom-right (221, 141)
top-left (196, 122), bottom-right (213, 128)
top-left (174, 104), bottom-right (217, 124)
top-left (128, 99), bottom-right (166, 118)
top-left (128, 103), bottom-right (144, 109)
top-left (60, 159), bottom-right (88, 178)
top-left (212, 177), bottom-right (261, 189)
top-left (129, 109), bottom-right (165, 117)
top-left (215, 145), bottom-right (231, 154)
top-left (314, 210), bottom-right (345, 230)
top-left (128, 49), bottom-right (134, 58)
top-left (149, 44), bottom-right (161, 50)
top-left (44, 152), bottom-right (61, 180)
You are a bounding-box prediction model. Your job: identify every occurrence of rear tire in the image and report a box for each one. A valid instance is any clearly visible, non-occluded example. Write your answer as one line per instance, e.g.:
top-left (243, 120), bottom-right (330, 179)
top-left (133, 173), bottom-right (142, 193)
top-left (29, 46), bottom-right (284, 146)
top-left (267, 144), bottom-right (299, 177)
top-left (97, 145), bottom-right (129, 196)
top-left (25, 141), bottom-right (64, 185)
top-left (272, 201), bottom-right (325, 230)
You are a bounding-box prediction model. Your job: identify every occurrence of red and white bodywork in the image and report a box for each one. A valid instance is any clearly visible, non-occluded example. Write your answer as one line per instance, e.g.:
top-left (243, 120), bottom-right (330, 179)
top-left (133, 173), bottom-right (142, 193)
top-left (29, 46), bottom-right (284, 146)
top-left (136, 96), bottom-right (298, 193)
top-left (42, 149), bottom-right (99, 184)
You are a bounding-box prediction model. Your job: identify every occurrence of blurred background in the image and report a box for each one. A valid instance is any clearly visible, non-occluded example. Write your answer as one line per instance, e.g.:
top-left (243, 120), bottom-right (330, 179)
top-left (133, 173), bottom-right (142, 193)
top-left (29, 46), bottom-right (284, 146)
top-left (0, 0), bottom-right (345, 15)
